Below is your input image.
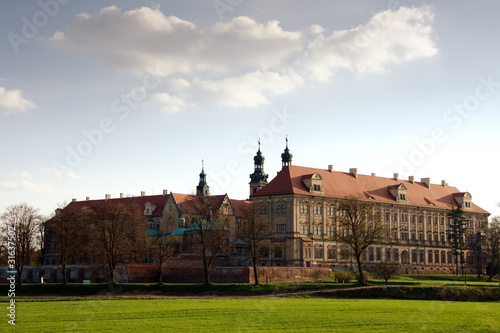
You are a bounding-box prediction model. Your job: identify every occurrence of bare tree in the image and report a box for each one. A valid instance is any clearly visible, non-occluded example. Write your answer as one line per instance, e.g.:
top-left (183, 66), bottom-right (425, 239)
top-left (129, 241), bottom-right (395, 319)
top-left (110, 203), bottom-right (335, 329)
top-left (85, 200), bottom-right (147, 284)
top-left (183, 196), bottom-right (232, 285)
top-left (47, 203), bottom-right (84, 285)
top-left (236, 201), bottom-right (273, 285)
top-left (0, 203), bottom-right (42, 285)
top-left (374, 260), bottom-right (401, 285)
top-left (336, 195), bottom-right (387, 286)
top-left (470, 231), bottom-right (486, 279)
top-left (149, 234), bottom-right (180, 285)
top-left (486, 216), bottom-right (500, 282)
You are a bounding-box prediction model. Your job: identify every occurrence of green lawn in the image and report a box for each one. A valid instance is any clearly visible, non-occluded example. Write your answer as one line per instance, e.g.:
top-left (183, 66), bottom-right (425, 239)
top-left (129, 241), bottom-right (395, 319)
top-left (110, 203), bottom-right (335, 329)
top-left (5, 298), bottom-right (500, 332)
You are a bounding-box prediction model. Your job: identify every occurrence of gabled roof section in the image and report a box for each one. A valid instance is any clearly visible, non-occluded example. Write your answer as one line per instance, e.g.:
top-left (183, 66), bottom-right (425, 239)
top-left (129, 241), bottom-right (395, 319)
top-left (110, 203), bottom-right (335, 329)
top-left (252, 165), bottom-right (489, 214)
top-left (170, 193), bottom-right (228, 216)
top-left (230, 199), bottom-right (253, 218)
top-left (302, 173), bottom-right (322, 180)
top-left (252, 166), bottom-right (295, 196)
top-left (388, 183), bottom-right (407, 191)
top-left (453, 192), bottom-right (471, 198)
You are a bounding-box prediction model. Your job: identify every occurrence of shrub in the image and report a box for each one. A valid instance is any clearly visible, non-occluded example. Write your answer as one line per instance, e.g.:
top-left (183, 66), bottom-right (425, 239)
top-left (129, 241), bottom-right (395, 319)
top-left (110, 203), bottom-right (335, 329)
top-left (374, 260), bottom-right (401, 284)
top-left (354, 271), bottom-right (370, 284)
top-left (335, 271), bottom-right (353, 283)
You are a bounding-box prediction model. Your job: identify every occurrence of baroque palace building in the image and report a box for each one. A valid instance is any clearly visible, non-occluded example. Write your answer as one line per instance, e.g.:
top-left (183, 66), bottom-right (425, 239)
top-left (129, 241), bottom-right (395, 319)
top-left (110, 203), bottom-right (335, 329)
top-left (249, 141), bottom-right (490, 274)
top-left (44, 140), bottom-right (489, 274)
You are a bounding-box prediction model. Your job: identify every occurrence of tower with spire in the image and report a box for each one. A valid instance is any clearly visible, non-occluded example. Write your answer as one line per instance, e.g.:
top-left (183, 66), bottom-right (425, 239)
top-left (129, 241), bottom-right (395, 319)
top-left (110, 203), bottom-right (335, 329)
top-left (249, 140), bottom-right (269, 196)
top-left (196, 160), bottom-right (210, 197)
top-left (281, 136), bottom-right (293, 170)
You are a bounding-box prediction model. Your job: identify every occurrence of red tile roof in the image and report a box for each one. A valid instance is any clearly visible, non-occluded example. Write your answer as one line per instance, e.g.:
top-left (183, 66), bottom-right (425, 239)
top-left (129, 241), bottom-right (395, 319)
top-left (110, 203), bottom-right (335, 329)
top-left (230, 199), bottom-right (253, 218)
top-left (170, 193), bottom-right (229, 215)
top-left (251, 165), bottom-right (489, 214)
top-left (66, 194), bottom-right (170, 218)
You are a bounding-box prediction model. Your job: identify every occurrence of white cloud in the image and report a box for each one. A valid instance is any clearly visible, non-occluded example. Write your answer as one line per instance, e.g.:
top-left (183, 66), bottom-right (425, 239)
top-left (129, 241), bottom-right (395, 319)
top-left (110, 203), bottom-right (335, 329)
top-left (296, 6), bottom-right (438, 81)
top-left (150, 92), bottom-right (193, 113)
top-left (41, 167), bottom-right (82, 181)
top-left (44, 5), bottom-right (437, 109)
top-left (0, 180), bottom-right (51, 192)
top-left (195, 70), bottom-right (304, 107)
top-left (45, 7), bottom-right (301, 76)
top-left (12, 171), bottom-right (33, 179)
top-left (0, 87), bottom-right (36, 114)
top-left (0, 181), bottom-right (20, 190)
top-left (170, 78), bottom-right (191, 91)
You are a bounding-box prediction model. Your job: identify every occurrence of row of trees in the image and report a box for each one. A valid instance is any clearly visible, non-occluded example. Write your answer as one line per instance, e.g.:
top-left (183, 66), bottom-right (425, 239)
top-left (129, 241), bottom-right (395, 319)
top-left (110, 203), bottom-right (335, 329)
top-left (1, 197), bottom-right (499, 286)
top-left (0, 201), bottom-right (175, 285)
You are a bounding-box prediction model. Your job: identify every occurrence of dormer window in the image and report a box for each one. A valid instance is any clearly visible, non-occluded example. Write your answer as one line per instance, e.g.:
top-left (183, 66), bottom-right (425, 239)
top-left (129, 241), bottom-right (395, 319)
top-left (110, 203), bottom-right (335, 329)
top-left (453, 192), bottom-right (472, 210)
top-left (143, 202), bottom-right (157, 216)
top-left (388, 184), bottom-right (408, 203)
top-left (302, 173), bottom-right (324, 195)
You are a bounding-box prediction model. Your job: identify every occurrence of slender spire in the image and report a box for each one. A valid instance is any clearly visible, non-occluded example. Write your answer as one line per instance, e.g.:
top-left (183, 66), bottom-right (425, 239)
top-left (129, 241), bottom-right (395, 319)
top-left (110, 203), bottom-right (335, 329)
top-left (281, 136), bottom-right (292, 170)
top-left (197, 159), bottom-right (209, 197)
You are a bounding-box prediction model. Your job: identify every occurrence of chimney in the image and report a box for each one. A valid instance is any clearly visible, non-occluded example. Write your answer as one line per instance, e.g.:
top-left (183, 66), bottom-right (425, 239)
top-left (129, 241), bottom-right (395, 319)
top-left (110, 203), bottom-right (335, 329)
top-left (394, 173), bottom-right (399, 181)
top-left (141, 191), bottom-right (145, 198)
top-left (371, 173), bottom-right (376, 177)
top-left (120, 193), bottom-right (124, 199)
top-left (72, 198), bottom-right (77, 202)
top-left (441, 180), bottom-right (447, 187)
top-left (409, 176), bottom-right (415, 184)
top-left (421, 177), bottom-right (431, 189)
top-left (328, 165), bottom-right (333, 173)
top-left (349, 168), bottom-right (358, 179)
top-left (86, 196), bottom-right (90, 201)
top-left (105, 194), bottom-right (111, 201)
top-left (163, 189), bottom-right (168, 197)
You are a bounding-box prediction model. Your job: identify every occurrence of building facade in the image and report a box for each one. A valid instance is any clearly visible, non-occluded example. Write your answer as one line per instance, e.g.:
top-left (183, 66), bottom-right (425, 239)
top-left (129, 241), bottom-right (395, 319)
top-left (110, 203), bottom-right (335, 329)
top-left (43, 142), bottom-right (490, 275)
top-left (250, 145), bottom-right (489, 274)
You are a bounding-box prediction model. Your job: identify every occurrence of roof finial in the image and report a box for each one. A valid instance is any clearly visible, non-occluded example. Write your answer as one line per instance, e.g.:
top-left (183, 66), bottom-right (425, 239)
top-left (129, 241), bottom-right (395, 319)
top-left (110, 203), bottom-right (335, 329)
top-left (202, 159), bottom-right (204, 171)
top-left (286, 135), bottom-right (288, 148)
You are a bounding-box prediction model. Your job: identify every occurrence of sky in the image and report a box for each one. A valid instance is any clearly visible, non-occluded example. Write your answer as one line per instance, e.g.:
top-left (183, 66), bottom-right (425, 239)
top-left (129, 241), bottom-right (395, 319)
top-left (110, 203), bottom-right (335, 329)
top-left (0, 0), bottom-right (499, 219)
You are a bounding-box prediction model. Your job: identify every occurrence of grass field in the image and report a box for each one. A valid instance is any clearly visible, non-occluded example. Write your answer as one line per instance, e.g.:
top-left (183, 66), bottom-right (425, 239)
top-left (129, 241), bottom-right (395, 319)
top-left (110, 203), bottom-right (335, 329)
top-left (5, 298), bottom-right (500, 332)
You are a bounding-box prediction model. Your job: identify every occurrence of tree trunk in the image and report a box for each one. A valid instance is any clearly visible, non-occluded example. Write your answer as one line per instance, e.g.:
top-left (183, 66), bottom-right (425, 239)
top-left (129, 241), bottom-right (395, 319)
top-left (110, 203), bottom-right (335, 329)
top-left (158, 261), bottom-right (163, 285)
top-left (202, 251), bottom-right (211, 285)
top-left (355, 256), bottom-right (364, 286)
top-left (203, 263), bottom-right (211, 285)
top-left (62, 262), bottom-right (67, 285)
top-left (17, 268), bottom-right (23, 286)
top-left (253, 260), bottom-right (259, 285)
top-left (110, 265), bottom-right (116, 285)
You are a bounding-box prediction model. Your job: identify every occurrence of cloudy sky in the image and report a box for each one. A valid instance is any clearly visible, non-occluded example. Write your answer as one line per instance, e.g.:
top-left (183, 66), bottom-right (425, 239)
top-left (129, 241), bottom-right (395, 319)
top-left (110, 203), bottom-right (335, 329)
top-left (1, 0), bottom-right (499, 218)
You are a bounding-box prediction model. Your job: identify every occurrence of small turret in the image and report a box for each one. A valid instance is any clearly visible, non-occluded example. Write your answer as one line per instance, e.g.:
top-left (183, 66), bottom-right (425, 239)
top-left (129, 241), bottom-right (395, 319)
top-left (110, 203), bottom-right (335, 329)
top-left (281, 136), bottom-right (292, 170)
top-left (196, 160), bottom-right (210, 197)
top-left (249, 140), bottom-right (269, 196)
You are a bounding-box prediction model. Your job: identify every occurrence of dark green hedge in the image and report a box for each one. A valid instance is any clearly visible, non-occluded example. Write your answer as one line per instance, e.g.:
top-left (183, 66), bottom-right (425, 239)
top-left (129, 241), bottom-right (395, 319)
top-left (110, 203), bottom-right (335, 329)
top-left (315, 286), bottom-right (500, 302)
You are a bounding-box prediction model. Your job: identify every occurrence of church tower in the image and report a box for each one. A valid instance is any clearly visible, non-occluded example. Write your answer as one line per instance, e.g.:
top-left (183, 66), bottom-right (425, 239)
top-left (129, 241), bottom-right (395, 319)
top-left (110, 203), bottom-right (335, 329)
top-left (196, 160), bottom-right (210, 197)
top-left (249, 140), bottom-right (269, 196)
top-left (281, 136), bottom-right (293, 170)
